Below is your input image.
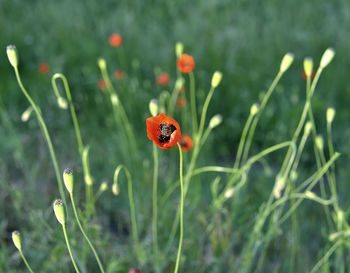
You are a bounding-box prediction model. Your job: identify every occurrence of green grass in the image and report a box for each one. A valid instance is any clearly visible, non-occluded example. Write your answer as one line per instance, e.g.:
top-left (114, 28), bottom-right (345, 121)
top-left (1, 0), bottom-right (350, 272)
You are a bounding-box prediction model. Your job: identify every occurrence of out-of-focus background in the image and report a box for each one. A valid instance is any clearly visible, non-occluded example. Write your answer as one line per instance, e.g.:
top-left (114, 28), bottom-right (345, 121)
top-left (1, 0), bottom-right (350, 272)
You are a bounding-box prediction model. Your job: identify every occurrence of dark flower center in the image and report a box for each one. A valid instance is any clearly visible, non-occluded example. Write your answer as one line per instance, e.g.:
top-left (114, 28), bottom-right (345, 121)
top-left (158, 123), bottom-right (176, 143)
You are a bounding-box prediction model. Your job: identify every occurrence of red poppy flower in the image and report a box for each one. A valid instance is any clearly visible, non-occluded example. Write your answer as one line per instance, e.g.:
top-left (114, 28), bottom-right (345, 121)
top-left (177, 54), bottom-right (195, 74)
top-left (128, 269), bottom-right (141, 273)
top-left (115, 69), bottom-right (125, 80)
top-left (109, 33), bottom-right (123, 47)
top-left (178, 134), bottom-right (193, 151)
top-left (156, 72), bottom-right (170, 86)
top-left (97, 79), bottom-right (107, 90)
top-left (38, 63), bottom-right (49, 74)
top-left (176, 97), bottom-right (186, 108)
top-left (146, 113), bottom-right (182, 149)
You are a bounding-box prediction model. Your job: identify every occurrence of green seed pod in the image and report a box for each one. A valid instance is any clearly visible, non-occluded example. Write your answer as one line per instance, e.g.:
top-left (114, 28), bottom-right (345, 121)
top-left (209, 114), bottom-right (223, 129)
top-left (63, 168), bottom-right (74, 194)
top-left (149, 99), bottom-right (159, 117)
top-left (7, 45), bottom-right (18, 68)
top-left (279, 53), bottom-right (294, 73)
top-left (12, 230), bottom-right (22, 251)
top-left (57, 97), bottom-right (68, 109)
top-left (303, 57), bottom-right (314, 79)
top-left (175, 42), bottom-right (184, 58)
top-left (97, 58), bottom-right (107, 70)
top-left (315, 135), bottom-right (324, 151)
top-left (320, 48), bottom-right (335, 69)
top-left (326, 108), bottom-right (335, 124)
top-left (99, 181), bottom-right (108, 192)
top-left (211, 71), bottom-right (223, 88)
top-left (53, 199), bottom-right (66, 225)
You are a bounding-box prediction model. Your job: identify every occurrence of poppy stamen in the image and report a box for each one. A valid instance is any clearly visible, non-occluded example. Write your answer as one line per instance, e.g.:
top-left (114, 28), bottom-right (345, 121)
top-left (159, 124), bottom-right (176, 143)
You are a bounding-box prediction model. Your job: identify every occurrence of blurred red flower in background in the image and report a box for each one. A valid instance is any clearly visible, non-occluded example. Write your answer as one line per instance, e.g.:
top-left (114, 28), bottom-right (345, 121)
top-left (109, 33), bottom-right (123, 47)
top-left (97, 79), bottom-right (107, 90)
top-left (179, 134), bottom-right (193, 151)
top-left (115, 69), bottom-right (125, 80)
top-left (156, 72), bottom-right (170, 86)
top-left (38, 63), bottom-right (49, 74)
top-left (177, 54), bottom-right (195, 74)
top-left (176, 97), bottom-right (186, 108)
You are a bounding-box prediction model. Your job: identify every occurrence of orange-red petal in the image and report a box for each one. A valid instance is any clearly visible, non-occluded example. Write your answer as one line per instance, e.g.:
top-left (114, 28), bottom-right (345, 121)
top-left (146, 113), bottom-right (182, 149)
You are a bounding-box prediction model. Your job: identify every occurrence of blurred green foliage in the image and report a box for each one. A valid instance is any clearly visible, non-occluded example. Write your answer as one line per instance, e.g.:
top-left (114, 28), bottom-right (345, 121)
top-left (1, 0), bottom-right (350, 272)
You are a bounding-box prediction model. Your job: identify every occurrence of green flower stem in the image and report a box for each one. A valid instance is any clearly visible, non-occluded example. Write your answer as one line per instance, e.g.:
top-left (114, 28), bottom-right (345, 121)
top-left (19, 250), bottom-right (35, 273)
top-left (189, 72), bottom-right (198, 135)
top-left (62, 224), bottom-right (81, 273)
top-left (241, 71), bottom-right (283, 164)
top-left (99, 64), bottom-right (138, 159)
top-left (69, 193), bottom-right (106, 273)
top-left (113, 165), bottom-right (141, 260)
top-left (51, 74), bottom-right (84, 155)
top-left (174, 143), bottom-right (185, 273)
top-left (152, 144), bottom-right (159, 271)
top-left (310, 241), bottom-right (341, 273)
top-left (13, 66), bottom-right (65, 203)
top-left (234, 112), bottom-right (255, 168)
top-left (168, 78), bottom-right (183, 116)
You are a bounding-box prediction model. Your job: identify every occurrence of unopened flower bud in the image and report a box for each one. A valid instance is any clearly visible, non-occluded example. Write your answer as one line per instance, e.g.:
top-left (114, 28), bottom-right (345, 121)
top-left (320, 48), bottom-right (335, 69)
top-left (97, 58), bottom-right (107, 70)
top-left (250, 103), bottom-right (259, 116)
top-left (21, 106), bottom-right (33, 122)
top-left (209, 114), bottom-right (223, 129)
top-left (112, 183), bottom-right (119, 195)
top-left (273, 174), bottom-right (286, 199)
top-left (175, 42), bottom-right (184, 58)
top-left (111, 94), bottom-right (119, 106)
top-left (315, 135), bottom-right (324, 151)
top-left (279, 53), bottom-right (294, 73)
top-left (211, 71), bottom-right (223, 88)
top-left (63, 168), bottom-right (74, 194)
top-left (224, 188), bottom-right (235, 199)
top-left (12, 231), bottom-right (22, 251)
top-left (326, 108), bottom-right (335, 124)
top-left (149, 99), bottom-right (158, 117)
top-left (303, 57), bottom-right (314, 79)
top-left (175, 78), bottom-right (184, 90)
top-left (99, 181), bottom-right (108, 192)
top-left (304, 121), bottom-right (312, 135)
top-left (7, 45), bottom-right (18, 68)
top-left (57, 97), bottom-right (68, 109)
top-left (53, 199), bottom-right (66, 225)
top-left (304, 191), bottom-right (317, 200)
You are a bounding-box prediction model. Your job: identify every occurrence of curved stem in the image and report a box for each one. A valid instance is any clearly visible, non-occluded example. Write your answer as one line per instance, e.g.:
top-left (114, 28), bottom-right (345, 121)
top-left (70, 193), bottom-right (106, 273)
top-left (174, 143), bottom-right (185, 273)
top-left (62, 224), bottom-right (81, 273)
top-left (13, 67), bottom-right (65, 203)
top-left (19, 251), bottom-right (35, 273)
top-left (51, 74), bottom-right (84, 155)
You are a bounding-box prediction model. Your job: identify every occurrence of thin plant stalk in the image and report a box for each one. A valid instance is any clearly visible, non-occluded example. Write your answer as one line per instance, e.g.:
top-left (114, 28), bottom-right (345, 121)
top-left (62, 224), bottom-right (81, 273)
top-left (69, 193), bottom-right (106, 273)
top-left (174, 143), bottom-right (185, 273)
top-left (12, 66), bottom-right (65, 202)
top-left (113, 165), bottom-right (141, 260)
top-left (19, 251), bottom-right (35, 273)
top-left (241, 71), bottom-right (283, 164)
top-left (52, 74), bottom-right (95, 214)
top-left (152, 144), bottom-right (160, 271)
top-left (189, 72), bottom-right (198, 135)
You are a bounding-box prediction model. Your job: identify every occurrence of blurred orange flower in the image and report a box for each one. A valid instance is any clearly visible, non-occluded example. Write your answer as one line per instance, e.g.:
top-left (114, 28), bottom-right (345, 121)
top-left (115, 69), bottom-right (125, 80)
top-left (176, 97), bottom-right (186, 108)
top-left (128, 269), bottom-right (141, 273)
top-left (177, 54), bottom-right (195, 74)
top-left (109, 33), bottom-right (123, 47)
top-left (146, 113), bottom-right (182, 149)
top-left (156, 72), bottom-right (170, 86)
top-left (179, 134), bottom-right (193, 151)
top-left (97, 79), bottom-right (107, 90)
top-left (38, 63), bottom-right (49, 74)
